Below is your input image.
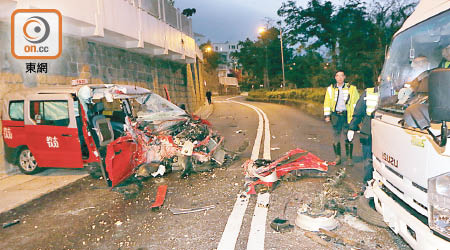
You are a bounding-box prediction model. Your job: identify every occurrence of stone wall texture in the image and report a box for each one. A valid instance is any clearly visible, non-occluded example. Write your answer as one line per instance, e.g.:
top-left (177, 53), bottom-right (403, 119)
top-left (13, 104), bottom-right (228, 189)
top-left (0, 22), bottom-right (205, 173)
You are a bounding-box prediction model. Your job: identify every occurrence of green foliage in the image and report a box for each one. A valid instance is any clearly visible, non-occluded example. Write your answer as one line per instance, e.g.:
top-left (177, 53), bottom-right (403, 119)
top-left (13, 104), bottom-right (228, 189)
top-left (182, 8), bottom-right (196, 17)
top-left (200, 41), bottom-right (222, 71)
top-left (231, 28), bottom-right (294, 89)
top-left (277, 0), bottom-right (416, 89)
top-left (248, 88), bottom-right (327, 103)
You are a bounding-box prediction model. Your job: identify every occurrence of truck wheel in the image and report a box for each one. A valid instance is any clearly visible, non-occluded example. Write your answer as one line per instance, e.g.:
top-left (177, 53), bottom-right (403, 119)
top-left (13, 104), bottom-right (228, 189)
top-left (18, 148), bottom-right (42, 175)
top-left (357, 196), bottom-right (388, 228)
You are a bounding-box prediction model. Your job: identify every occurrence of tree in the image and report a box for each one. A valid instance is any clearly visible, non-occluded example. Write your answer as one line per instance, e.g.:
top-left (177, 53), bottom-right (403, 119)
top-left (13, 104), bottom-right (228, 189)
top-left (199, 41), bottom-right (222, 71)
top-left (182, 8), bottom-right (196, 17)
top-left (278, 0), bottom-right (417, 88)
top-left (232, 27), bottom-right (293, 89)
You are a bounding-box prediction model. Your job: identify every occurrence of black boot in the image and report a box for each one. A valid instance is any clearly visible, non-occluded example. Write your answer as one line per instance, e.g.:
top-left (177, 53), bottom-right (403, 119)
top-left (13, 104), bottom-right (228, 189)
top-left (333, 143), bottom-right (341, 165)
top-left (345, 141), bottom-right (354, 166)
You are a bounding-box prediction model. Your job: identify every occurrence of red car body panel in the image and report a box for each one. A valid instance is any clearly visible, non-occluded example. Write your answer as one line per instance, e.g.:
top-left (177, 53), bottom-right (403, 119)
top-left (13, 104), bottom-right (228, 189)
top-left (2, 120), bottom-right (26, 148)
top-left (26, 125), bottom-right (84, 168)
top-left (105, 136), bottom-right (138, 187)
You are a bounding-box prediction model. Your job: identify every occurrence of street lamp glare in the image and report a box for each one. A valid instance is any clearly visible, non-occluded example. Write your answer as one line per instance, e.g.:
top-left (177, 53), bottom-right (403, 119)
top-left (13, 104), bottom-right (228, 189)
top-left (258, 27), bottom-right (266, 34)
top-left (205, 47), bottom-right (212, 52)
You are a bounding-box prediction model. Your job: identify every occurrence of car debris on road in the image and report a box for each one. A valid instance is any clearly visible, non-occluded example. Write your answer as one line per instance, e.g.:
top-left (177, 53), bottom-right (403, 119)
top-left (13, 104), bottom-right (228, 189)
top-left (242, 148), bottom-right (333, 194)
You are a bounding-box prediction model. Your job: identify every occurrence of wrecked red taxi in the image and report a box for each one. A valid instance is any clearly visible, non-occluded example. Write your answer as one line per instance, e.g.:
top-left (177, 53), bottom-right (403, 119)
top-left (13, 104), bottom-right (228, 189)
top-left (1, 84), bottom-right (224, 187)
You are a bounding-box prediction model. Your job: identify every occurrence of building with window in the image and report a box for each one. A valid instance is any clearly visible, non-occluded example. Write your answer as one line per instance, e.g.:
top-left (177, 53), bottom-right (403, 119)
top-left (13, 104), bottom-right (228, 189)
top-left (211, 41), bottom-right (240, 70)
top-left (211, 41), bottom-right (240, 94)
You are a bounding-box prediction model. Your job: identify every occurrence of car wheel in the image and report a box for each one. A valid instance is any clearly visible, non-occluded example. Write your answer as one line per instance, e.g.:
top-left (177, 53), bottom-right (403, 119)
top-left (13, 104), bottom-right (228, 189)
top-left (18, 148), bottom-right (42, 175)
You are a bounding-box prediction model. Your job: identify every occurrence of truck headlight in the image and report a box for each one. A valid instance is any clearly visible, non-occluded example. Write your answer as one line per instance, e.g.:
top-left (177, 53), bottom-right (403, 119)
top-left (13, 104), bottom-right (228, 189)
top-left (428, 172), bottom-right (450, 238)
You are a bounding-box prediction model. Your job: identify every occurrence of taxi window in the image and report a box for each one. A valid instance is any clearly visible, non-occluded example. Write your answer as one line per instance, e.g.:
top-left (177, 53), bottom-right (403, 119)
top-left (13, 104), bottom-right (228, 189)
top-left (9, 101), bottom-right (24, 121)
top-left (30, 100), bottom-right (70, 126)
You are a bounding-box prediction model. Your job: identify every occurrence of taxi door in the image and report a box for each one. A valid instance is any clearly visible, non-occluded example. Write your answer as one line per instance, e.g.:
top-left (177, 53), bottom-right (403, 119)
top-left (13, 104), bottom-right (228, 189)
top-left (25, 94), bottom-right (83, 168)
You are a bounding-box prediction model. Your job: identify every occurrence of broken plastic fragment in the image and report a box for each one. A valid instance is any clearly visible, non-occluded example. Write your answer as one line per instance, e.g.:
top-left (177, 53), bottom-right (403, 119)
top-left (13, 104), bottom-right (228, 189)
top-left (151, 165), bottom-right (166, 177)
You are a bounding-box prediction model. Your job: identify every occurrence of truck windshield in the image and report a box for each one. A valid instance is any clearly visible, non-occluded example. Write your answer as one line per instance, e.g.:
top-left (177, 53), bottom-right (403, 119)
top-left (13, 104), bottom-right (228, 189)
top-left (379, 10), bottom-right (450, 113)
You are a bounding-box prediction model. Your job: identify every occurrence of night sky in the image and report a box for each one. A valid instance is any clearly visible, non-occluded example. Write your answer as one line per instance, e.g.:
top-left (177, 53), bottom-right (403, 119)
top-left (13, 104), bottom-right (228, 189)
top-left (175, 0), bottom-right (343, 43)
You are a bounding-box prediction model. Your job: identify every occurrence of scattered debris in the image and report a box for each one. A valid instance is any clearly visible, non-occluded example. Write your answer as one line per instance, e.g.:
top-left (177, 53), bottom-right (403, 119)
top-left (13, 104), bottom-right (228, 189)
top-left (115, 221), bottom-right (123, 226)
top-left (295, 168), bottom-right (347, 231)
top-left (296, 205), bottom-right (338, 231)
top-left (270, 199), bottom-right (294, 233)
top-left (243, 148), bottom-right (331, 194)
top-left (319, 228), bottom-right (363, 248)
top-left (304, 231), bottom-right (334, 248)
top-left (169, 205), bottom-right (216, 215)
top-left (150, 185), bottom-right (168, 210)
top-left (270, 147), bottom-right (280, 151)
top-left (235, 130), bottom-right (243, 134)
top-left (65, 207), bottom-right (96, 215)
top-left (2, 219), bottom-right (20, 229)
top-left (341, 214), bottom-right (375, 232)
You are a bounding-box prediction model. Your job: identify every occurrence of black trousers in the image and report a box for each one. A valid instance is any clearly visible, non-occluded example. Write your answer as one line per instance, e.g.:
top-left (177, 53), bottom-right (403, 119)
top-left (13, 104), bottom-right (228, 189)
top-left (361, 136), bottom-right (373, 183)
top-left (330, 112), bottom-right (349, 144)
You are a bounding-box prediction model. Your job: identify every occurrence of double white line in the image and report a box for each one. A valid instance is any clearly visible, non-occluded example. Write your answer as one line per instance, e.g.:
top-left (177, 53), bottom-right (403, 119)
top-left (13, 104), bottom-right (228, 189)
top-left (217, 98), bottom-right (271, 250)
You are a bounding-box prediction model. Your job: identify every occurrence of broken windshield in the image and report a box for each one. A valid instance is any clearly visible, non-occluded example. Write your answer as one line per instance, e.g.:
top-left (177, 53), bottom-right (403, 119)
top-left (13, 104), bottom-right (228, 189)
top-left (135, 93), bottom-right (186, 121)
top-left (379, 10), bottom-right (450, 113)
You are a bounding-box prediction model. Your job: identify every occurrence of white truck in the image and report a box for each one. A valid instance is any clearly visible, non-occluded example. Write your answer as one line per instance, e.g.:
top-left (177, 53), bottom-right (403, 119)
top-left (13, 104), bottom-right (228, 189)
top-left (365, 0), bottom-right (450, 249)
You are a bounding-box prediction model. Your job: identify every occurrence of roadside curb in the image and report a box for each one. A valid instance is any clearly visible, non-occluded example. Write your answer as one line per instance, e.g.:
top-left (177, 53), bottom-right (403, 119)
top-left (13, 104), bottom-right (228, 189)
top-left (0, 170), bottom-right (89, 215)
top-left (194, 102), bottom-right (215, 120)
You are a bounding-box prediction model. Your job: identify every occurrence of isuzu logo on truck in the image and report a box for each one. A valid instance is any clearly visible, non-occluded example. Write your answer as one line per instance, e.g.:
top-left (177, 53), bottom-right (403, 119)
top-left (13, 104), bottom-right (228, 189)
top-left (382, 152), bottom-right (398, 168)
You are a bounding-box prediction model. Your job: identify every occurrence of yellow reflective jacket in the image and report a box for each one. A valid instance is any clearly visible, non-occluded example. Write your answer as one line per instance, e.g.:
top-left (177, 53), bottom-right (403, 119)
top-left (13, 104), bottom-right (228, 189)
top-left (323, 82), bottom-right (360, 123)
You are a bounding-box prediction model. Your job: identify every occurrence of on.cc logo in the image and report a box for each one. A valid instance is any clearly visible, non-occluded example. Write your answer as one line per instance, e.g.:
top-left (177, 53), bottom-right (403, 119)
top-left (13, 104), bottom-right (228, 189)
top-left (11, 9), bottom-right (62, 59)
top-left (23, 16), bottom-right (50, 44)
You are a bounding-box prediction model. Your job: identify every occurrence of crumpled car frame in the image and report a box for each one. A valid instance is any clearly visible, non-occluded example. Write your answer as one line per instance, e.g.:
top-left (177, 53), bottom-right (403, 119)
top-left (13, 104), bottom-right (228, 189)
top-left (243, 148), bottom-right (333, 194)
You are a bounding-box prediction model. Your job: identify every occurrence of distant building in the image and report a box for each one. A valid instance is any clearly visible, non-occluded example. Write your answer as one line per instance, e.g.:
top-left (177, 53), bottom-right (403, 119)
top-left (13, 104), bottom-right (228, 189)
top-left (211, 41), bottom-right (240, 71)
top-left (211, 41), bottom-right (240, 95)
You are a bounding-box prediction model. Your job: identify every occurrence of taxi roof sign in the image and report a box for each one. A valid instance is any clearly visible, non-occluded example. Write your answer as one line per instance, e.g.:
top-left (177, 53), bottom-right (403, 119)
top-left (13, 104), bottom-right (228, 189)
top-left (71, 79), bottom-right (89, 86)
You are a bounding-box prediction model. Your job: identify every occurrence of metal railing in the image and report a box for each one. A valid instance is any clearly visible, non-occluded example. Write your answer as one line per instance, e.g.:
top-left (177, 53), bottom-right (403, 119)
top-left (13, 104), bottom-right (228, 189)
top-left (126, 0), bottom-right (193, 36)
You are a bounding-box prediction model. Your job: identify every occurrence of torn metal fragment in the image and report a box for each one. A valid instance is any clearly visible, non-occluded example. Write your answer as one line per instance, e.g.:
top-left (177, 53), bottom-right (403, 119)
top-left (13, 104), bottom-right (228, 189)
top-left (150, 185), bottom-right (168, 209)
top-left (169, 205), bottom-right (216, 215)
top-left (2, 219), bottom-right (20, 229)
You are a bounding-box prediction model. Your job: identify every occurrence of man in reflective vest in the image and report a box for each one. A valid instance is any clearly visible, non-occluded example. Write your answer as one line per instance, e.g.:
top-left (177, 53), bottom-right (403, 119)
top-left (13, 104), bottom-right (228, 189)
top-left (324, 70), bottom-right (360, 165)
top-left (347, 80), bottom-right (380, 183)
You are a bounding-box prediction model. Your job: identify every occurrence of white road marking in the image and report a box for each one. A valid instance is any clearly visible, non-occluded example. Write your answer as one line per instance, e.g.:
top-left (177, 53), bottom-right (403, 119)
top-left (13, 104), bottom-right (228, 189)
top-left (217, 97), bottom-right (272, 250)
top-left (253, 105), bottom-right (271, 160)
top-left (230, 100), bottom-right (264, 160)
top-left (217, 193), bottom-right (250, 250)
top-left (246, 193), bottom-right (270, 250)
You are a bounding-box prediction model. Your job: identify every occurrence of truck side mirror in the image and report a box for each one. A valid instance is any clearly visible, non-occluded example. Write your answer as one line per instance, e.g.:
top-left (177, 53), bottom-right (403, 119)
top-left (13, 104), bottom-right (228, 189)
top-left (429, 68), bottom-right (450, 122)
top-left (428, 68), bottom-right (450, 147)
top-left (403, 103), bottom-right (431, 130)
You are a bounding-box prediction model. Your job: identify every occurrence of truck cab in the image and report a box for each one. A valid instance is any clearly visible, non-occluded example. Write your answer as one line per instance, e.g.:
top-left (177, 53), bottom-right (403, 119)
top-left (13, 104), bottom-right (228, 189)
top-left (366, 1), bottom-right (450, 249)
